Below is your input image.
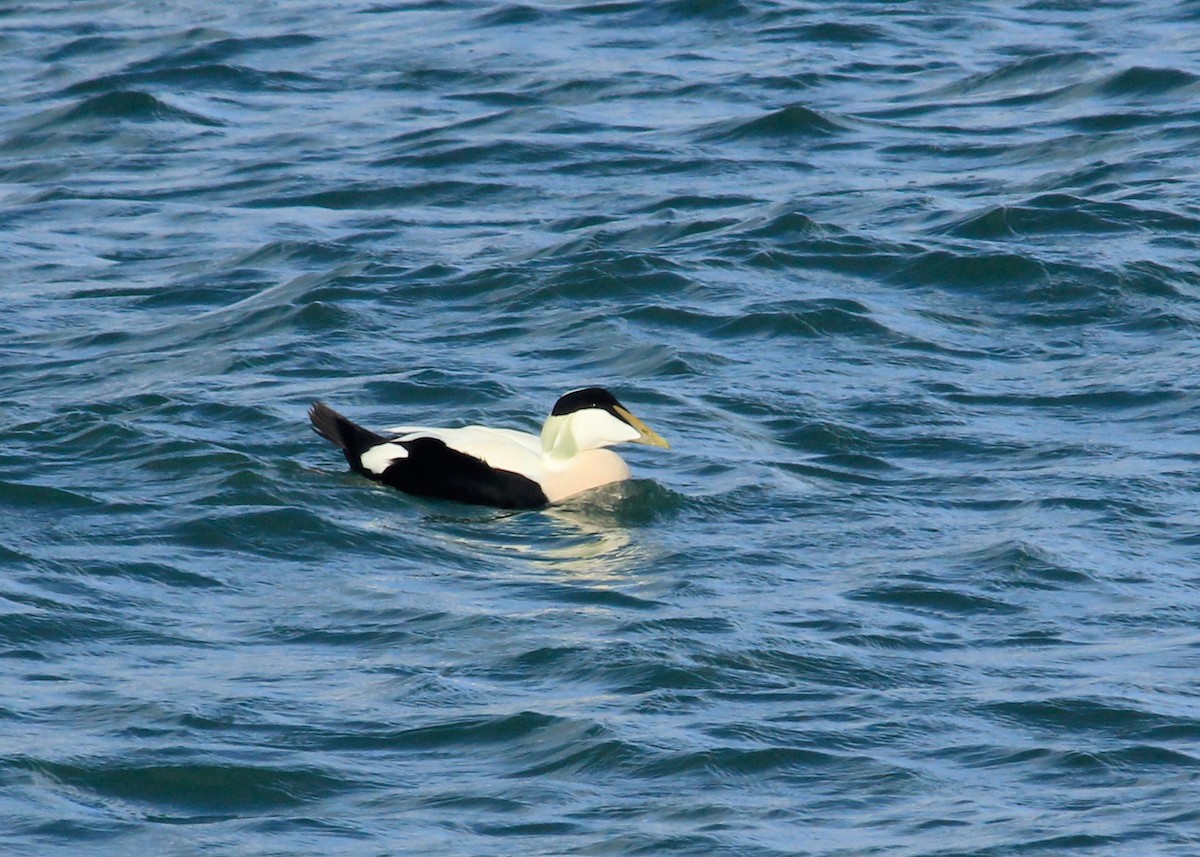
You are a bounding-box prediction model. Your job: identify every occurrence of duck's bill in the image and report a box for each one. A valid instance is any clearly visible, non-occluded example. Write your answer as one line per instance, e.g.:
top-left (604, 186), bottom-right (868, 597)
top-left (614, 405), bottom-right (670, 449)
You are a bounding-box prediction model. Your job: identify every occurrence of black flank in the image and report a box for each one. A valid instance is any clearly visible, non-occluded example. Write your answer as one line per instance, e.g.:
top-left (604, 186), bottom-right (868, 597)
top-left (380, 437), bottom-right (548, 509)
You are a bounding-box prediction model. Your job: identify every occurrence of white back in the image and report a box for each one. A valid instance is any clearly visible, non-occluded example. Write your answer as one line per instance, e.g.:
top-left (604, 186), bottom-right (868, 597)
top-left (386, 425), bottom-right (544, 476)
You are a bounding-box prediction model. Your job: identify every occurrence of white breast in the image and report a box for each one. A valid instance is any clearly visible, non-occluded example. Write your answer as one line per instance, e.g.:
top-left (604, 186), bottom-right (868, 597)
top-left (539, 449), bottom-right (632, 503)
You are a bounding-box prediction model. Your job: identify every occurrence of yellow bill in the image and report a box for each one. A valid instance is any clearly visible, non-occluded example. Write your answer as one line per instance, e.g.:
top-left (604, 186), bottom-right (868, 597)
top-left (614, 405), bottom-right (670, 449)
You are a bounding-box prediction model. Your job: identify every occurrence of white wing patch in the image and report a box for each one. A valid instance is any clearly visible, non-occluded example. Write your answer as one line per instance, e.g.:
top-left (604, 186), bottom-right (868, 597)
top-left (360, 442), bottom-right (409, 475)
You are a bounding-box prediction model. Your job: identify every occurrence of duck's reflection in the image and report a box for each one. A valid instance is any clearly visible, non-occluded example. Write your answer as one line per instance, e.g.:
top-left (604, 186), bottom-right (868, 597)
top-left (418, 479), bottom-right (681, 582)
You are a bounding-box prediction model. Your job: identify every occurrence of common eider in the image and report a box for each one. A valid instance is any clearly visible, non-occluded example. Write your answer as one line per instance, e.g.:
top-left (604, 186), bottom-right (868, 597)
top-left (309, 387), bottom-right (669, 509)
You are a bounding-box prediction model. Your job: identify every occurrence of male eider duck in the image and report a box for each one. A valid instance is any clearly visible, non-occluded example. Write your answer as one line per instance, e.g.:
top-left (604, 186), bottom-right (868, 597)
top-left (309, 387), bottom-right (669, 509)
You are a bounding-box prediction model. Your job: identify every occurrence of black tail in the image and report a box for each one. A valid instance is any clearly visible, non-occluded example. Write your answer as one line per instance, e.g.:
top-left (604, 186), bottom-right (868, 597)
top-left (309, 401), bottom-right (389, 473)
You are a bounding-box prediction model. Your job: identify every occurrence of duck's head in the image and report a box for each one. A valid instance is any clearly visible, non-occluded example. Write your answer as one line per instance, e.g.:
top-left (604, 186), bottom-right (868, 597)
top-left (540, 387), bottom-right (670, 460)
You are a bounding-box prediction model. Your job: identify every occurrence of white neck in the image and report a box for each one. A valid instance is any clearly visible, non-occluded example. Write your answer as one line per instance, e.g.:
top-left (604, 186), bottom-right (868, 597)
top-left (540, 414), bottom-right (578, 461)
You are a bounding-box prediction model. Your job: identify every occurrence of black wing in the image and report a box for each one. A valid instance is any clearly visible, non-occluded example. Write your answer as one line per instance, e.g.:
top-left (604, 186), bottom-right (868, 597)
top-left (378, 436), bottom-right (549, 509)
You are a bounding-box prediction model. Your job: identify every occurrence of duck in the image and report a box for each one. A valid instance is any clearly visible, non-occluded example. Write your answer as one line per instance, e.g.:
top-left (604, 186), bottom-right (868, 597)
top-left (309, 387), bottom-right (669, 509)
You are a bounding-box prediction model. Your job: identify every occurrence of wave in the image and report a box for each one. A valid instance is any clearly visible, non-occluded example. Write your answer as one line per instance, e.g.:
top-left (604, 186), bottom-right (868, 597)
top-left (16, 758), bottom-right (346, 814)
top-left (938, 193), bottom-right (1200, 239)
top-left (62, 64), bottom-right (321, 96)
top-left (1099, 65), bottom-right (1200, 97)
top-left (696, 104), bottom-right (848, 143)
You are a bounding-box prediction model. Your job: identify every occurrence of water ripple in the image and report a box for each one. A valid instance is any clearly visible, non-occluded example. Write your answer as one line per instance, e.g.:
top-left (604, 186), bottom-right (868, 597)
top-left (4, 1), bottom-right (1200, 855)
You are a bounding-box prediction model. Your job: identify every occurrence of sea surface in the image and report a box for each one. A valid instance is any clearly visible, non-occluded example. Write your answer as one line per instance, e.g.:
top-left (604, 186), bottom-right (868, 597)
top-left (3, 2), bottom-right (1200, 855)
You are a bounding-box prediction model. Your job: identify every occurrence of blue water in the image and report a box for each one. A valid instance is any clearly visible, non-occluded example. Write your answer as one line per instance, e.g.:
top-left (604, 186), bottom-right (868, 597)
top-left (3, 2), bottom-right (1200, 855)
